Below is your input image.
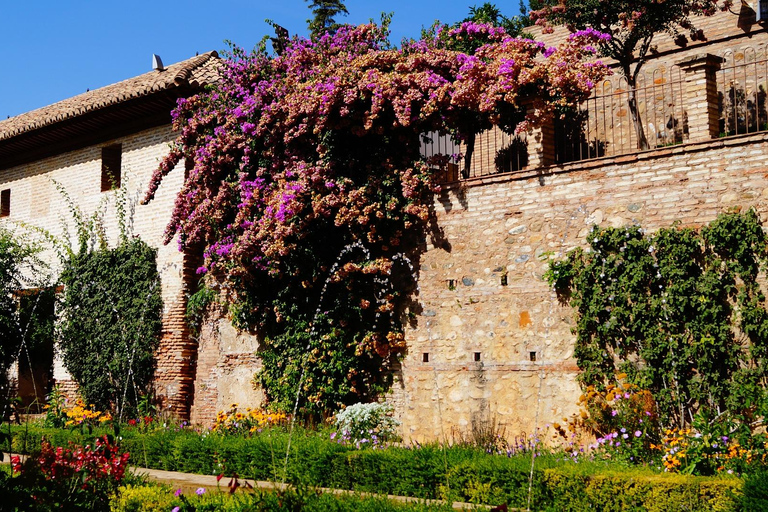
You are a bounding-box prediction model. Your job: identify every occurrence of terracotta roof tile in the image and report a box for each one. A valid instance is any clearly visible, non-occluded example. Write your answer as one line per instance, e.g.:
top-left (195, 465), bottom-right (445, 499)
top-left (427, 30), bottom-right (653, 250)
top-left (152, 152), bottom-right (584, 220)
top-left (0, 51), bottom-right (220, 142)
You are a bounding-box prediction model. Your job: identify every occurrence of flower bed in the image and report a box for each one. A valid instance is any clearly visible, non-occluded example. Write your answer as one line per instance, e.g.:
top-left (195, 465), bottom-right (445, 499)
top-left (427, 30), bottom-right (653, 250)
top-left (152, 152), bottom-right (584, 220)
top-left (2, 424), bottom-right (744, 511)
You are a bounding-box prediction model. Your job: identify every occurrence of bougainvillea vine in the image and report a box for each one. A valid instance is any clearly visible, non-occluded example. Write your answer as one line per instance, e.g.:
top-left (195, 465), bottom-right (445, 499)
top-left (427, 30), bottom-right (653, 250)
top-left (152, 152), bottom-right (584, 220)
top-left (144, 20), bottom-right (606, 416)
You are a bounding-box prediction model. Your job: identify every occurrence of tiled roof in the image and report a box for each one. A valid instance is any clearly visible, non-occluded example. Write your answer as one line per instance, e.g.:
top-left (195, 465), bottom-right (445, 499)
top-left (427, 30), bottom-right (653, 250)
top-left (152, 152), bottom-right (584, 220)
top-left (0, 51), bottom-right (219, 142)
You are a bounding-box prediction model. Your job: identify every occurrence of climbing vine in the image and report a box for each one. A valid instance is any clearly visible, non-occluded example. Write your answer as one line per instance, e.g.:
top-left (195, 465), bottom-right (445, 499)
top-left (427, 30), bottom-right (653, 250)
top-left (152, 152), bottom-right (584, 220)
top-left (547, 209), bottom-right (768, 433)
top-left (143, 20), bottom-right (606, 417)
top-left (56, 183), bottom-right (163, 418)
top-left (58, 239), bottom-right (162, 417)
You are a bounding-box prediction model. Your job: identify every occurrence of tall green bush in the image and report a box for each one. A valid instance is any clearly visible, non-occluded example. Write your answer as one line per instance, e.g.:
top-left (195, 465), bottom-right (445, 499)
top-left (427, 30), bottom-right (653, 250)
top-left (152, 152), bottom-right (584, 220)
top-left (0, 227), bottom-right (48, 416)
top-left (58, 238), bottom-right (162, 417)
top-left (53, 181), bottom-right (162, 418)
top-left (546, 209), bottom-right (768, 435)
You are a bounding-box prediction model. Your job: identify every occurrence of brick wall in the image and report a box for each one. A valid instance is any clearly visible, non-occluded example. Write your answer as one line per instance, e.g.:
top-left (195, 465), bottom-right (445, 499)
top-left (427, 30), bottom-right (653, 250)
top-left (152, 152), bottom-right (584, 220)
top-left (0, 125), bottom-right (194, 417)
top-left (186, 132), bottom-right (768, 441)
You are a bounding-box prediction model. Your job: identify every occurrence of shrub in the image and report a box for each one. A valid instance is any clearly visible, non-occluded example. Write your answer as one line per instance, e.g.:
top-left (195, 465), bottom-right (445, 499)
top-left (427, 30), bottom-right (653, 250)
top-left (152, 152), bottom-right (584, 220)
top-left (10, 436), bottom-right (130, 511)
top-left (742, 469), bottom-right (768, 510)
top-left (111, 484), bottom-right (176, 512)
top-left (58, 237), bottom-right (162, 417)
top-left (334, 402), bottom-right (400, 447)
top-left (0, 227), bottom-right (48, 417)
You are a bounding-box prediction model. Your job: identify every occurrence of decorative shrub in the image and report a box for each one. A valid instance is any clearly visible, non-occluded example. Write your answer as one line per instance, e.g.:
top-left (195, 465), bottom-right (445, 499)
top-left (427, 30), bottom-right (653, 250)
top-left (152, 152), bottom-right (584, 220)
top-left (58, 237), bottom-right (162, 418)
top-left (333, 402), bottom-right (400, 447)
top-left (10, 436), bottom-right (130, 511)
top-left (557, 375), bottom-right (662, 465)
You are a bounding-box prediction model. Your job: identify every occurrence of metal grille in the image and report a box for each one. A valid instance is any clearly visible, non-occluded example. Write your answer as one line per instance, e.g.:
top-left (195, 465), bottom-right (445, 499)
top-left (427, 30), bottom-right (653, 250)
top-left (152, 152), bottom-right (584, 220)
top-left (719, 46), bottom-right (768, 137)
top-left (559, 66), bottom-right (687, 163)
top-left (421, 45), bottom-right (768, 182)
top-left (420, 128), bottom-right (528, 181)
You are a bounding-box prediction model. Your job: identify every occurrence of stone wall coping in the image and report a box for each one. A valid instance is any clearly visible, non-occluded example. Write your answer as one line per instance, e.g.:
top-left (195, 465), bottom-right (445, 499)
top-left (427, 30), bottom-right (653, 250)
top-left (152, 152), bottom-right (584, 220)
top-left (676, 52), bottom-right (726, 68)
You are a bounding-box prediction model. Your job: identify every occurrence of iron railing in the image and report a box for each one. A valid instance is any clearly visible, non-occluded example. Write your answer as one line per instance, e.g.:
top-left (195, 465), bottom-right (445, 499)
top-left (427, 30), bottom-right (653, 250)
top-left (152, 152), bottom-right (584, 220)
top-left (423, 44), bottom-right (768, 182)
top-left (719, 46), bottom-right (768, 137)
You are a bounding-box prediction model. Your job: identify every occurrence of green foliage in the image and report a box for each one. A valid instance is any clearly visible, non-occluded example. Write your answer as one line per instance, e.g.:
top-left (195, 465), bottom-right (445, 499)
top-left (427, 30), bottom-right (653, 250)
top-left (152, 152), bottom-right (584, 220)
top-left (185, 282), bottom-right (217, 336)
top-left (465, 2), bottom-right (533, 38)
top-left (254, 311), bottom-right (397, 417)
top-left (58, 238), bottom-right (162, 418)
top-left (0, 227), bottom-right (48, 417)
top-left (546, 209), bottom-right (768, 434)
top-left (305, 0), bottom-right (348, 38)
top-left (5, 424), bottom-right (743, 510)
top-left (43, 384), bottom-right (68, 428)
top-left (741, 469), bottom-right (768, 510)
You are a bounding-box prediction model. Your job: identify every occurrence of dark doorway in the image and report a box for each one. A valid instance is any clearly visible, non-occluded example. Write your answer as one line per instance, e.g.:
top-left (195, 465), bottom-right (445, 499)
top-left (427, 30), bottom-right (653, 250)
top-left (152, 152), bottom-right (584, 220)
top-left (16, 288), bottom-right (55, 412)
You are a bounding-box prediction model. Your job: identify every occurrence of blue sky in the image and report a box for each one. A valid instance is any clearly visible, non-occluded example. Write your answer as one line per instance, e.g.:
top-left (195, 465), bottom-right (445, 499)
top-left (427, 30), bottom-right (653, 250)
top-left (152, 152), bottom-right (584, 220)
top-left (0, 1), bottom-right (522, 119)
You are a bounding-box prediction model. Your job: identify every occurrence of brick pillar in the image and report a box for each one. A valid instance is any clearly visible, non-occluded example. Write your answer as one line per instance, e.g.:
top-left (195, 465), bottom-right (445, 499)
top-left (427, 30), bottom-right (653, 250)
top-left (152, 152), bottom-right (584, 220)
top-left (677, 53), bottom-right (723, 142)
top-left (524, 108), bottom-right (556, 169)
top-left (153, 249), bottom-right (202, 420)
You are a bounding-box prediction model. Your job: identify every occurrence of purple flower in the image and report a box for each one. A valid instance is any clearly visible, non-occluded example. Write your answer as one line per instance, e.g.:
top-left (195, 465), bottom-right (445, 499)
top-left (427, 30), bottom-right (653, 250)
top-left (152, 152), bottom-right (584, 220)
top-left (634, 430), bottom-right (642, 437)
top-left (196, 487), bottom-right (206, 495)
top-left (172, 508), bottom-right (180, 512)
top-left (611, 410), bottom-right (618, 417)
top-left (174, 489), bottom-right (182, 497)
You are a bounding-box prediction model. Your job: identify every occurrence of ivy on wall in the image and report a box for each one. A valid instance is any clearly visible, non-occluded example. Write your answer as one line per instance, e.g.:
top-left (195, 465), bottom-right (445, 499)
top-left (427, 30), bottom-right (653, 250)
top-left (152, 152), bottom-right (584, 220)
top-left (58, 239), bottom-right (162, 417)
top-left (54, 181), bottom-right (163, 418)
top-left (0, 228), bottom-right (48, 412)
top-left (546, 209), bottom-right (768, 432)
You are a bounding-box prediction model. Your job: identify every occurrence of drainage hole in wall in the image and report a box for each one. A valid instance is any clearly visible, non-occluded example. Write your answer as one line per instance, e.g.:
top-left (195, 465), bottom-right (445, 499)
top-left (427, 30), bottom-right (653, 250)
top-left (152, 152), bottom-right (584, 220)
top-left (529, 351), bottom-right (537, 362)
top-left (422, 353), bottom-right (429, 363)
top-left (474, 352), bottom-right (481, 362)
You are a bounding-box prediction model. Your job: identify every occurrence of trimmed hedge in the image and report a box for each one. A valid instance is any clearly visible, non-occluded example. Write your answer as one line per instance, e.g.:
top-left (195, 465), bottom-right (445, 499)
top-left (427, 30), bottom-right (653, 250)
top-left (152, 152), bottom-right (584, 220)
top-left (112, 483), bottom-right (456, 512)
top-left (3, 426), bottom-right (743, 510)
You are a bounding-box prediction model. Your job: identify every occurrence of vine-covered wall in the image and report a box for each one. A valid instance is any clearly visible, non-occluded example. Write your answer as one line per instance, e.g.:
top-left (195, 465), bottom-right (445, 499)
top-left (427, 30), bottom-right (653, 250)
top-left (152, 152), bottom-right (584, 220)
top-left (392, 133), bottom-right (768, 441)
top-left (188, 132), bottom-right (768, 439)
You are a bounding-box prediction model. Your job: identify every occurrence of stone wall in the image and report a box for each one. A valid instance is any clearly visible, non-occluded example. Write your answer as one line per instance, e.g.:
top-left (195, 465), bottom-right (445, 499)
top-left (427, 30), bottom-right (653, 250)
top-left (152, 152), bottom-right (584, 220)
top-left (189, 129), bottom-right (768, 441)
top-left (392, 131), bottom-right (768, 440)
top-left (187, 11), bottom-right (768, 438)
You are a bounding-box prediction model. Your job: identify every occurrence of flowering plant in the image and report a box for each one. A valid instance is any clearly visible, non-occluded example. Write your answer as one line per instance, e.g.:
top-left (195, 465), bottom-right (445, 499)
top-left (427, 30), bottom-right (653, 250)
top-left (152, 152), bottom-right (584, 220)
top-left (144, 20), bottom-right (605, 416)
top-left (11, 436), bottom-right (130, 511)
top-left (333, 401), bottom-right (400, 448)
top-left (212, 403), bottom-right (287, 435)
top-left (557, 376), bottom-right (661, 464)
top-left (62, 398), bottom-right (113, 433)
